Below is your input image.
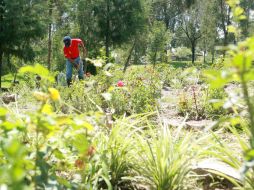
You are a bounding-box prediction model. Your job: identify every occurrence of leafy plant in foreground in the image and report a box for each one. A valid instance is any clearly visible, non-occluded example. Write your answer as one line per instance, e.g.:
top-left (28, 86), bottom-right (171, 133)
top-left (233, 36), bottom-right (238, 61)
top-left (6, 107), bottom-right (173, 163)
top-left (204, 0), bottom-right (254, 188)
top-left (0, 64), bottom-right (95, 189)
top-left (134, 125), bottom-right (201, 190)
top-left (81, 117), bottom-right (140, 189)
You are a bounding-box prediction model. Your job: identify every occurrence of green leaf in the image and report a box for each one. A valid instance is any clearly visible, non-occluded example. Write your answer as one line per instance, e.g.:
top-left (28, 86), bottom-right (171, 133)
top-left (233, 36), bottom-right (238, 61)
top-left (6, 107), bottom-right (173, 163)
top-left (53, 149), bottom-right (65, 160)
top-left (56, 176), bottom-right (72, 188)
top-left (245, 149), bottom-right (254, 161)
top-left (19, 64), bottom-right (54, 82)
top-left (72, 134), bottom-right (89, 154)
top-left (0, 108), bottom-right (7, 120)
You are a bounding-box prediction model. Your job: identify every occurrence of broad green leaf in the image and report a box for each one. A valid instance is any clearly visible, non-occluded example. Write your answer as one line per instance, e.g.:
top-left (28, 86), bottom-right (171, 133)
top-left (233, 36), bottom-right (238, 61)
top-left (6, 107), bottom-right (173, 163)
top-left (41, 104), bottom-right (53, 115)
top-left (228, 25), bottom-right (237, 34)
top-left (245, 149), bottom-right (254, 161)
top-left (53, 149), bottom-right (65, 160)
top-left (56, 116), bottom-right (72, 126)
top-left (72, 134), bottom-right (89, 154)
top-left (0, 108), bottom-right (7, 119)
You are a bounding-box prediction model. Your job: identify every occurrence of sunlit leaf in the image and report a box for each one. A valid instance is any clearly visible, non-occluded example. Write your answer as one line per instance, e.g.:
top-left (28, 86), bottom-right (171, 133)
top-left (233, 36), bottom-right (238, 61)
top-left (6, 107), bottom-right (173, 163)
top-left (83, 121), bottom-right (94, 131)
top-left (53, 149), bottom-right (65, 160)
top-left (33, 91), bottom-right (49, 102)
top-left (56, 116), bottom-right (72, 126)
top-left (0, 108), bottom-right (7, 120)
top-left (48, 88), bottom-right (60, 101)
top-left (72, 134), bottom-right (89, 154)
top-left (104, 71), bottom-right (113, 77)
top-left (19, 64), bottom-right (54, 82)
top-left (108, 86), bottom-right (115, 92)
top-left (228, 25), bottom-right (237, 34)
top-left (41, 104), bottom-right (53, 115)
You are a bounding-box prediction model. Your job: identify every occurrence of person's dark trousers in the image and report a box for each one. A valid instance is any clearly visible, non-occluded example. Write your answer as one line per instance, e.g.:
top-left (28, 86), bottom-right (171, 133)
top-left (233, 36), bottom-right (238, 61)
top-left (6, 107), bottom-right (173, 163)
top-left (67, 78), bottom-right (72, 87)
top-left (66, 56), bottom-right (84, 86)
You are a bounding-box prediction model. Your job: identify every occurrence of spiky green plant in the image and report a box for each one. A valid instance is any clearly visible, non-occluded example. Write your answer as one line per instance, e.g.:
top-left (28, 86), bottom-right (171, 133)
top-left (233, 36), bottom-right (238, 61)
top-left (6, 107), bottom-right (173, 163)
top-left (82, 114), bottom-right (146, 189)
top-left (134, 124), bottom-right (202, 190)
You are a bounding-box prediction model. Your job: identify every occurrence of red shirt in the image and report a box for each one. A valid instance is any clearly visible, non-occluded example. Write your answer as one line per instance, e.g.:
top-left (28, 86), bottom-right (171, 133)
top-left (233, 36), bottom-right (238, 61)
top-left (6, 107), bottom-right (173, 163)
top-left (63, 39), bottom-right (83, 59)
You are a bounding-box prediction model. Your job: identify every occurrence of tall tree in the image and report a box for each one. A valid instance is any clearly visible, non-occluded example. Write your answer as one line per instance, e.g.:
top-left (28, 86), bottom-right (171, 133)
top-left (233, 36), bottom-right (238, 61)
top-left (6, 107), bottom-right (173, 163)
top-left (85, 0), bottom-right (146, 63)
top-left (240, 0), bottom-right (254, 38)
top-left (47, 0), bottom-right (69, 71)
top-left (177, 3), bottom-right (202, 63)
top-left (0, 0), bottom-right (46, 88)
top-left (152, 0), bottom-right (183, 31)
top-left (217, 0), bottom-right (232, 51)
top-left (199, 0), bottom-right (218, 63)
top-left (148, 21), bottom-right (171, 66)
top-left (47, 0), bottom-right (53, 71)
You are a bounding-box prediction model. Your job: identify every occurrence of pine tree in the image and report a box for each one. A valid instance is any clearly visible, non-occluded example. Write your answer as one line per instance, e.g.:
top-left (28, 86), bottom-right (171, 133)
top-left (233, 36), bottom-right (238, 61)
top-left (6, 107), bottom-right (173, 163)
top-left (78, 0), bottom-right (146, 63)
top-left (0, 0), bottom-right (46, 88)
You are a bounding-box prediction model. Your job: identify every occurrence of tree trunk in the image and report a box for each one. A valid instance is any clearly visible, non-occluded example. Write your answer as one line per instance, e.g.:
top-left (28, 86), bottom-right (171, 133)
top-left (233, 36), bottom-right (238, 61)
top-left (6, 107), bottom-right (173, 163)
top-left (203, 49), bottom-right (206, 64)
top-left (0, 1), bottom-right (3, 89)
top-left (211, 47), bottom-right (215, 64)
top-left (47, 23), bottom-right (52, 70)
top-left (220, 0), bottom-right (227, 57)
top-left (0, 49), bottom-right (3, 89)
top-left (191, 43), bottom-right (195, 64)
top-left (203, 40), bottom-right (206, 64)
top-left (105, 0), bottom-right (110, 63)
top-left (153, 50), bottom-right (157, 68)
top-left (47, 0), bottom-right (53, 70)
top-left (13, 72), bottom-right (17, 83)
top-left (123, 41), bottom-right (135, 73)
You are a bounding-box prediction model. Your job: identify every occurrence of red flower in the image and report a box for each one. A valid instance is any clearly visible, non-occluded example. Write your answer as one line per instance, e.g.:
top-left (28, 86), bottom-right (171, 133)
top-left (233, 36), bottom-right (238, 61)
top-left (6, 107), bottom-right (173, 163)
top-left (117, 80), bottom-right (124, 87)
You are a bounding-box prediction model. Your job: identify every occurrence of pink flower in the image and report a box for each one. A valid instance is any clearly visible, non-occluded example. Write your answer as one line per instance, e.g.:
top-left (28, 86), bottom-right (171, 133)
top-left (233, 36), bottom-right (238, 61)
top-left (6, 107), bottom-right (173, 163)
top-left (117, 80), bottom-right (124, 87)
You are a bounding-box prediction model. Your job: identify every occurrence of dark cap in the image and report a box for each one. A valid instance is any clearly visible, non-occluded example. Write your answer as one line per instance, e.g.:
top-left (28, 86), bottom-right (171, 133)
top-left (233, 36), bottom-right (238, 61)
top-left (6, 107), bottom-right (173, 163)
top-left (63, 36), bottom-right (71, 47)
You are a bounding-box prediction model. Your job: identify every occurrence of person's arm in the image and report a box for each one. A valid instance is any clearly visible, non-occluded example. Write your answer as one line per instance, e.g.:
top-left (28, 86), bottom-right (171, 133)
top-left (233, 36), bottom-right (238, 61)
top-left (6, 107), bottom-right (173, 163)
top-left (79, 40), bottom-right (87, 57)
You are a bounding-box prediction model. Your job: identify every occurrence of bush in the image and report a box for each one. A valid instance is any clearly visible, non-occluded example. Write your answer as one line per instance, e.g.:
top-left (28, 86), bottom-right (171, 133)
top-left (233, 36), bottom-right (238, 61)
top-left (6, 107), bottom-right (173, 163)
top-left (174, 47), bottom-right (192, 61)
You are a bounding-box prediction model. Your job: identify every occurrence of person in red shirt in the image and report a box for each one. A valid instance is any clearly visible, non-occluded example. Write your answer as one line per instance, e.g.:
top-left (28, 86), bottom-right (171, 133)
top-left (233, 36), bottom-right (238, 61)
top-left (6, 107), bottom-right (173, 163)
top-left (63, 36), bottom-right (87, 86)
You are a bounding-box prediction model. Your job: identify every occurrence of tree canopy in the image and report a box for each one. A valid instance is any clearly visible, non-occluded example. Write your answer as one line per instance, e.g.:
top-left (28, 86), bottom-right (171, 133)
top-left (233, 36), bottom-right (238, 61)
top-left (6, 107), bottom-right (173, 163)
top-left (0, 0), bottom-right (253, 87)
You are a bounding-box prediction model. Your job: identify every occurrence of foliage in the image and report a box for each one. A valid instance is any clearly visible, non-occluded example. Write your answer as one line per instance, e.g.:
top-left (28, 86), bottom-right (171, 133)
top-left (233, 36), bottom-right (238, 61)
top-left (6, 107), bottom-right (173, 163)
top-left (134, 123), bottom-right (209, 190)
top-left (0, 0), bottom-right (47, 87)
top-left (148, 21), bottom-right (171, 65)
top-left (60, 63), bottom-right (163, 116)
top-left (204, 0), bottom-right (254, 188)
top-left (173, 47), bottom-right (192, 61)
top-left (125, 66), bottom-right (162, 114)
top-left (0, 65), bottom-right (97, 189)
top-left (178, 84), bottom-right (227, 120)
top-left (82, 119), bottom-right (138, 189)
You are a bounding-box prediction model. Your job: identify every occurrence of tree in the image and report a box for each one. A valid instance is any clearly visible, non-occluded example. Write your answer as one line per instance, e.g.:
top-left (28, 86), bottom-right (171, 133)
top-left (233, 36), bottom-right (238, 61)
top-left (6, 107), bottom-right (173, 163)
top-left (240, 0), bottom-right (254, 37)
top-left (47, 0), bottom-right (71, 71)
top-left (0, 0), bottom-right (46, 88)
top-left (152, 0), bottom-right (183, 31)
top-left (199, 0), bottom-right (218, 63)
top-left (148, 21), bottom-right (171, 66)
top-left (217, 0), bottom-right (232, 52)
top-left (177, 3), bottom-right (202, 64)
top-left (85, 0), bottom-right (146, 63)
